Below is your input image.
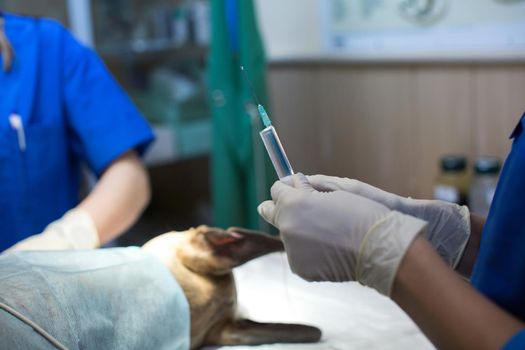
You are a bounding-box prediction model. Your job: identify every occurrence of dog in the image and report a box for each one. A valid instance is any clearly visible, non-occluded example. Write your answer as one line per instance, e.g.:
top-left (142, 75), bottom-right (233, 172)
top-left (142, 225), bottom-right (322, 349)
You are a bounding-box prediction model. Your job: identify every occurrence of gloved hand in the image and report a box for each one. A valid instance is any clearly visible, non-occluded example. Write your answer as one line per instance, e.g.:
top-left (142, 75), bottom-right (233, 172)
top-left (5, 208), bottom-right (100, 252)
top-left (258, 174), bottom-right (427, 296)
top-left (307, 175), bottom-right (471, 269)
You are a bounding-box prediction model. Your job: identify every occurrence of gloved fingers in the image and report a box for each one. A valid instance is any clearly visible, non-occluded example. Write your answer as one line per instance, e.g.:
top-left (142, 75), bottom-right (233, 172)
top-left (264, 174), bottom-right (314, 227)
top-left (271, 174), bottom-right (316, 202)
top-left (280, 174), bottom-right (294, 186)
top-left (270, 179), bottom-right (297, 201)
top-left (278, 173), bottom-right (314, 190)
top-left (348, 181), bottom-right (402, 207)
top-left (306, 174), bottom-right (345, 192)
top-left (307, 175), bottom-right (401, 208)
top-left (291, 173), bottom-right (315, 192)
top-left (257, 200), bottom-right (277, 226)
top-left (306, 174), bottom-right (370, 195)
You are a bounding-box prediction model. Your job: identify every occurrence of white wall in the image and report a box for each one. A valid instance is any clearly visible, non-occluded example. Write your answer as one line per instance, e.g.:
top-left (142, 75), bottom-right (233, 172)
top-left (255, 0), bottom-right (322, 61)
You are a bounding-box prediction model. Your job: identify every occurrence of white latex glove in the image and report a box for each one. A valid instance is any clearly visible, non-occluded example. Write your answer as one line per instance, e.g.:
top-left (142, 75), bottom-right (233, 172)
top-left (5, 209), bottom-right (100, 252)
top-left (258, 174), bottom-right (427, 296)
top-left (307, 175), bottom-right (471, 269)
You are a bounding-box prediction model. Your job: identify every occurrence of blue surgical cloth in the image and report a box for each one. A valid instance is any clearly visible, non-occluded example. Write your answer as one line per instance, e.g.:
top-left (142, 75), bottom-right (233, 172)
top-left (0, 248), bottom-right (190, 350)
top-left (471, 113), bottom-right (525, 348)
top-left (0, 13), bottom-right (154, 251)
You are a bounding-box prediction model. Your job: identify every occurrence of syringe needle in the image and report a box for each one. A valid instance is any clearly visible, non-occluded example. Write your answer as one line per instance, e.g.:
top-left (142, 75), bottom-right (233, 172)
top-left (239, 67), bottom-right (293, 179)
top-left (240, 66), bottom-right (261, 105)
top-left (240, 66), bottom-right (272, 127)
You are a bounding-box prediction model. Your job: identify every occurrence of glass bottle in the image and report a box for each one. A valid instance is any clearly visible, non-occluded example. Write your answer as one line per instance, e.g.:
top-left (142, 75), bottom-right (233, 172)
top-left (469, 157), bottom-right (501, 217)
top-left (433, 155), bottom-right (470, 205)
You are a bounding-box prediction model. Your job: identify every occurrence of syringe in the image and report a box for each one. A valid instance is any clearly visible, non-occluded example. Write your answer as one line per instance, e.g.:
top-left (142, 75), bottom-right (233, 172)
top-left (240, 66), bottom-right (294, 179)
top-left (257, 105), bottom-right (294, 179)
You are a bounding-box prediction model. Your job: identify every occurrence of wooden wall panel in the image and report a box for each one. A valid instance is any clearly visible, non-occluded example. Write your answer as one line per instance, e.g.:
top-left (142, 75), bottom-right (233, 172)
top-left (317, 66), bottom-right (414, 196)
top-left (267, 63), bottom-right (525, 198)
top-left (411, 66), bottom-right (474, 198)
top-left (472, 66), bottom-right (525, 161)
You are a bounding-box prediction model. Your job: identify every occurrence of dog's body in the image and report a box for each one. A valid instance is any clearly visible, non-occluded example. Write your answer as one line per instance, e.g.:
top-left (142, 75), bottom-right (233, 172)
top-left (143, 226), bottom-right (321, 349)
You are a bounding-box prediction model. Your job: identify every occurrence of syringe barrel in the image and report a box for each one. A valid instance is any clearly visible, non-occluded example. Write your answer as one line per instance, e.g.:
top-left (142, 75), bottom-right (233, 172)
top-left (259, 126), bottom-right (294, 179)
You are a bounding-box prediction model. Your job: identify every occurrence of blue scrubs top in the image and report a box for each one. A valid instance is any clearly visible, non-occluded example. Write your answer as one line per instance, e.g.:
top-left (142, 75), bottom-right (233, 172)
top-left (471, 113), bottom-right (525, 349)
top-left (0, 14), bottom-right (154, 251)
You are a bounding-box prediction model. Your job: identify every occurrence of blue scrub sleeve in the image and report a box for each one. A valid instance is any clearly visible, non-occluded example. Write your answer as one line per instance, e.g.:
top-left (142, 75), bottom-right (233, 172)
top-left (471, 114), bottom-right (525, 320)
top-left (61, 29), bottom-right (154, 176)
top-left (503, 329), bottom-right (525, 350)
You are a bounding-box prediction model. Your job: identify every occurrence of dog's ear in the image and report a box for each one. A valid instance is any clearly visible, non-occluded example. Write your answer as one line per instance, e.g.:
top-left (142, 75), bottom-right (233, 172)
top-left (204, 319), bottom-right (322, 346)
top-left (179, 226), bottom-right (283, 276)
top-left (217, 227), bottom-right (284, 267)
top-left (204, 228), bottom-right (244, 247)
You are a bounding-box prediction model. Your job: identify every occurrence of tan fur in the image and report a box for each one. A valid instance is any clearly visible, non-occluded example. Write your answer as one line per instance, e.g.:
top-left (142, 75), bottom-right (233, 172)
top-left (142, 225), bottom-right (321, 349)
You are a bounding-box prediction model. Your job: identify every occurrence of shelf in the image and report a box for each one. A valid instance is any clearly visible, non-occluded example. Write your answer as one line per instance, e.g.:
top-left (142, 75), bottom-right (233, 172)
top-left (98, 39), bottom-right (207, 63)
top-left (143, 121), bottom-right (211, 167)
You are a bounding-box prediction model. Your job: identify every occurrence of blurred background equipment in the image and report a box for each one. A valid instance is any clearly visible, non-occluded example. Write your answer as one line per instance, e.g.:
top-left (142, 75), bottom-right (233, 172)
top-left (469, 157), bottom-right (501, 217)
top-left (433, 155), bottom-right (470, 206)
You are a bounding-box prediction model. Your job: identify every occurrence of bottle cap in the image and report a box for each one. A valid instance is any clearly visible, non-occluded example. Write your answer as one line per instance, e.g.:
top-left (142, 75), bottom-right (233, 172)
top-left (475, 157), bottom-right (501, 175)
top-left (440, 155), bottom-right (467, 172)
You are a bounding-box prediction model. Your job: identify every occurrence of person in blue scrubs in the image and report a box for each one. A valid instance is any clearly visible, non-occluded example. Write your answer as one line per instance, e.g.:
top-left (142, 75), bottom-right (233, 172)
top-left (258, 113), bottom-right (525, 349)
top-left (0, 12), bottom-right (154, 252)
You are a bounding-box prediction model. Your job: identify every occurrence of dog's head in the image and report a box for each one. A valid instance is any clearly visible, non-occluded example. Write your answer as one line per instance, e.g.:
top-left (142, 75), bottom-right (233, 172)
top-left (177, 225), bottom-right (284, 276)
top-left (142, 226), bottom-right (321, 348)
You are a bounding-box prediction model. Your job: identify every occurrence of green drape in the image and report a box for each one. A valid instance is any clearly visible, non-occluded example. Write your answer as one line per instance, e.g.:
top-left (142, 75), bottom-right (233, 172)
top-left (208, 0), bottom-right (275, 230)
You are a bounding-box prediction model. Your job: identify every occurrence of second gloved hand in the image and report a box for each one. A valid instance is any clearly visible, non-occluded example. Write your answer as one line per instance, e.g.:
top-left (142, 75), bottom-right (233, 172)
top-left (307, 175), bottom-right (471, 269)
top-left (5, 208), bottom-right (100, 252)
top-left (258, 174), bottom-right (427, 296)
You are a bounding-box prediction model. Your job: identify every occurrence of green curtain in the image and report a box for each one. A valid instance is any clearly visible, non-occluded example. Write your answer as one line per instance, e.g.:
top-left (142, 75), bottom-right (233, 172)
top-left (208, 0), bottom-right (275, 230)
